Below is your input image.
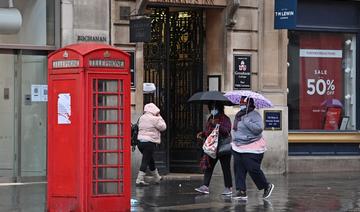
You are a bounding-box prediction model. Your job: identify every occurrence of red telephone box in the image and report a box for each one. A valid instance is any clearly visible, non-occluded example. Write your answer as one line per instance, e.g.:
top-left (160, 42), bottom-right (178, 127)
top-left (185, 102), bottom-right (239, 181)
top-left (47, 43), bottom-right (131, 211)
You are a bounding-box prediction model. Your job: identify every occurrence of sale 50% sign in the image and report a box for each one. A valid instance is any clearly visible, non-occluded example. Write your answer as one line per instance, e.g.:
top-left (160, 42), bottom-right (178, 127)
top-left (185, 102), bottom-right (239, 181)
top-left (306, 79), bottom-right (335, 96)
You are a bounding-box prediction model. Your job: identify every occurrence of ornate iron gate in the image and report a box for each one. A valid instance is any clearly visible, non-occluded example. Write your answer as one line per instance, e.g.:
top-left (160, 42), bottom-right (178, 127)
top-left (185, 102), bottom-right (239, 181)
top-left (144, 8), bottom-right (204, 173)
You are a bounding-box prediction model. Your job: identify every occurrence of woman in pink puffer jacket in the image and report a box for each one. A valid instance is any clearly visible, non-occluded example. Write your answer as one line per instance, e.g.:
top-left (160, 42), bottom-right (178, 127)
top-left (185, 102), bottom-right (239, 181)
top-left (136, 103), bottom-right (167, 186)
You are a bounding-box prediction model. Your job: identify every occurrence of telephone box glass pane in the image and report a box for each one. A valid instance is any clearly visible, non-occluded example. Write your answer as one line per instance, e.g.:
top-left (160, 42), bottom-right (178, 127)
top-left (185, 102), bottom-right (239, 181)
top-left (98, 95), bottom-right (118, 107)
top-left (97, 80), bottom-right (118, 92)
top-left (97, 182), bottom-right (118, 194)
top-left (96, 109), bottom-right (118, 121)
top-left (98, 168), bottom-right (118, 179)
top-left (98, 124), bottom-right (118, 136)
top-left (91, 78), bottom-right (124, 196)
top-left (119, 124), bottom-right (123, 136)
top-left (119, 168), bottom-right (123, 179)
top-left (119, 138), bottom-right (124, 150)
top-left (119, 110), bottom-right (123, 120)
top-left (119, 80), bottom-right (123, 92)
top-left (97, 153), bottom-right (118, 165)
top-left (119, 182), bottom-right (124, 193)
top-left (119, 153), bottom-right (123, 165)
top-left (119, 95), bottom-right (123, 107)
top-left (93, 124), bottom-right (96, 135)
top-left (93, 169), bottom-right (96, 180)
top-left (93, 94), bottom-right (97, 107)
top-left (95, 138), bottom-right (118, 150)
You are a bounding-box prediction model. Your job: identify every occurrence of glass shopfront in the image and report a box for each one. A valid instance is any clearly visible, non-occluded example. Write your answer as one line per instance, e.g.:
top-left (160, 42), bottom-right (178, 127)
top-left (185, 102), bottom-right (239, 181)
top-left (0, 0), bottom-right (57, 181)
top-left (288, 31), bottom-right (356, 131)
top-left (0, 0), bottom-right (55, 46)
top-left (287, 0), bottom-right (360, 156)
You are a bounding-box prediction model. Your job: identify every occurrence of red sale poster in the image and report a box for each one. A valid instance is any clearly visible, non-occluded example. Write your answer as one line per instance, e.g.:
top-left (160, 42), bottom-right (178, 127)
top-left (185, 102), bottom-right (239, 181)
top-left (323, 107), bottom-right (342, 130)
top-left (299, 34), bottom-right (343, 129)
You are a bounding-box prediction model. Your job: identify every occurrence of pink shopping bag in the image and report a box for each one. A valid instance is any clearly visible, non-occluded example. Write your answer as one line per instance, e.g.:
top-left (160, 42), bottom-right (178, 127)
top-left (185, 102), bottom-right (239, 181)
top-left (202, 124), bottom-right (219, 159)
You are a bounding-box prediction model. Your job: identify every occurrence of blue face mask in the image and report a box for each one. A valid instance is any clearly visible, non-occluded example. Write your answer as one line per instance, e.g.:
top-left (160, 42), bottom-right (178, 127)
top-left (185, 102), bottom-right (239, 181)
top-left (210, 109), bottom-right (218, 116)
top-left (239, 105), bottom-right (247, 111)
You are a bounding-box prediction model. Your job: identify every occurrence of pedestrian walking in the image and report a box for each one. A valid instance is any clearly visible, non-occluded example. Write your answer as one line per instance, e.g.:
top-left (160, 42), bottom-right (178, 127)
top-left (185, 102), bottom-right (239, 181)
top-left (136, 103), bottom-right (167, 186)
top-left (195, 102), bottom-right (233, 195)
top-left (231, 97), bottom-right (274, 200)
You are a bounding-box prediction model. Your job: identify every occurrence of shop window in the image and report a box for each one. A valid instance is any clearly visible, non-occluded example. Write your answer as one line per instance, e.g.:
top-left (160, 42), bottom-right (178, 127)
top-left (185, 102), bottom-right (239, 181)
top-left (0, 0), bottom-right (55, 46)
top-left (288, 31), bottom-right (356, 131)
top-left (120, 7), bottom-right (130, 21)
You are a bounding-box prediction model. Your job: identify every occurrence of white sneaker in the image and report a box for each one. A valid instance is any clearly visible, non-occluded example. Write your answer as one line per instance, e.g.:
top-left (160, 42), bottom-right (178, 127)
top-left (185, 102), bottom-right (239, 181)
top-left (195, 185), bottom-right (209, 194)
top-left (221, 187), bottom-right (232, 195)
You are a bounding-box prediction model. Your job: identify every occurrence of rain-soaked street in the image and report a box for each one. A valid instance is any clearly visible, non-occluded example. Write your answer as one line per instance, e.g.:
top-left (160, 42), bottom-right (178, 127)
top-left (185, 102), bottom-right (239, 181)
top-left (131, 172), bottom-right (360, 211)
top-left (0, 172), bottom-right (360, 211)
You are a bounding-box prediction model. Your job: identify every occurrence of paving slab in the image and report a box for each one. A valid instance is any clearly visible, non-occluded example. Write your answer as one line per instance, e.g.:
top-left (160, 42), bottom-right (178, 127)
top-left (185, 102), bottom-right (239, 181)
top-left (1, 172), bottom-right (360, 211)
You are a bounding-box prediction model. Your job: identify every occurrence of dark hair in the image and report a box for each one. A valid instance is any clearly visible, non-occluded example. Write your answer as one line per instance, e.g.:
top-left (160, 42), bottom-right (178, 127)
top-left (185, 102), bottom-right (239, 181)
top-left (247, 98), bottom-right (255, 112)
top-left (248, 98), bottom-right (255, 107)
top-left (207, 102), bottom-right (225, 114)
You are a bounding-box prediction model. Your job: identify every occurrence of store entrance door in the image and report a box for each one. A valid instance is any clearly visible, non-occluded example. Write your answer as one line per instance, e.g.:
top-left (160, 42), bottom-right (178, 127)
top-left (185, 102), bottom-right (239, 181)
top-left (144, 8), bottom-right (204, 173)
top-left (0, 51), bottom-right (16, 181)
top-left (0, 51), bottom-right (47, 182)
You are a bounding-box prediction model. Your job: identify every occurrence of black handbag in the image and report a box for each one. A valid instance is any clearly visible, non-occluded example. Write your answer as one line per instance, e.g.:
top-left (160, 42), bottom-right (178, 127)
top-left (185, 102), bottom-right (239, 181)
top-left (217, 136), bottom-right (232, 156)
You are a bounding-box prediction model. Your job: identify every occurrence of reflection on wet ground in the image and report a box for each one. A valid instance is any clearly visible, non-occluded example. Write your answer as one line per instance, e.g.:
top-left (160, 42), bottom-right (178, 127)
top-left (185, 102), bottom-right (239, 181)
top-left (0, 172), bottom-right (359, 211)
top-left (132, 172), bottom-right (360, 212)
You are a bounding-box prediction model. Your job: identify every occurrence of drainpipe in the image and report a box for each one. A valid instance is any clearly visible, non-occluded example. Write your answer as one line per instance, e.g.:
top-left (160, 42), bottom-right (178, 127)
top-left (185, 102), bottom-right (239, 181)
top-left (226, 0), bottom-right (240, 28)
top-left (0, 0), bottom-right (22, 34)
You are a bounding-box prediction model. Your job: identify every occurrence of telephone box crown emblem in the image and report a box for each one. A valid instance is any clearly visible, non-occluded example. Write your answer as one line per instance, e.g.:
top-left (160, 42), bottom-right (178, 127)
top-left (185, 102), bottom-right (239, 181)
top-left (63, 51), bottom-right (69, 58)
top-left (104, 51), bottom-right (111, 58)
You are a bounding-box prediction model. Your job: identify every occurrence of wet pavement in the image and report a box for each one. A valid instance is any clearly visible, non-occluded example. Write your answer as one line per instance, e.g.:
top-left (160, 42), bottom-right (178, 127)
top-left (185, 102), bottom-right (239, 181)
top-left (132, 172), bottom-right (360, 211)
top-left (1, 172), bottom-right (360, 211)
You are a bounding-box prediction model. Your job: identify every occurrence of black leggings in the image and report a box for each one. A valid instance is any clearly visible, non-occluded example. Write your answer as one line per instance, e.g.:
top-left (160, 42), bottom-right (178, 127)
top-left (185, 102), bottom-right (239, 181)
top-left (232, 151), bottom-right (269, 191)
top-left (138, 142), bottom-right (156, 172)
top-left (203, 154), bottom-right (232, 188)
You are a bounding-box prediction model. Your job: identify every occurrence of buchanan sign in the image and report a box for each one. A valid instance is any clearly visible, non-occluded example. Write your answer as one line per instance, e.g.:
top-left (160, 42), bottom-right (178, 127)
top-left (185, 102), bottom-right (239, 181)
top-left (148, 0), bottom-right (226, 6)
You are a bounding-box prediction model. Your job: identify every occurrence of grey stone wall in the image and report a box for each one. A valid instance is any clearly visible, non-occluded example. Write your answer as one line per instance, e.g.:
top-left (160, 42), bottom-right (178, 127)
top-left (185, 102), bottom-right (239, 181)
top-left (62, 0), bottom-right (109, 46)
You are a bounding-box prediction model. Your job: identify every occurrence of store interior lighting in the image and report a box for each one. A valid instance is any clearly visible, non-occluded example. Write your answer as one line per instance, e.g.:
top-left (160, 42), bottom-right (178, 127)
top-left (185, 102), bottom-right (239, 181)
top-left (0, 0), bottom-right (22, 34)
top-left (344, 67), bottom-right (351, 73)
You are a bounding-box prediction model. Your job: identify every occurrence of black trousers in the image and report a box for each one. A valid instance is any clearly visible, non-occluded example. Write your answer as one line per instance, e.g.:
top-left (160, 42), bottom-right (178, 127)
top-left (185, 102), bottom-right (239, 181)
top-left (203, 154), bottom-right (232, 188)
top-left (232, 150), bottom-right (269, 191)
top-left (137, 142), bottom-right (156, 172)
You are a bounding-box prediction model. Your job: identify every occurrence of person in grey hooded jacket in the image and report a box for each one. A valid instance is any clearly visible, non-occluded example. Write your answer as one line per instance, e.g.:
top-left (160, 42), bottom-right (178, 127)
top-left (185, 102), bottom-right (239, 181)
top-left (231, 97), bottom-right (274, 200)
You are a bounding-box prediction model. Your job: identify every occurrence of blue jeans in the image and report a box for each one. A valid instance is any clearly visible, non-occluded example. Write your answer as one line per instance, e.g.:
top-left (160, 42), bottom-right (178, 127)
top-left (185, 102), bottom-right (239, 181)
top-left (232, 150), bottom-right (269, 191)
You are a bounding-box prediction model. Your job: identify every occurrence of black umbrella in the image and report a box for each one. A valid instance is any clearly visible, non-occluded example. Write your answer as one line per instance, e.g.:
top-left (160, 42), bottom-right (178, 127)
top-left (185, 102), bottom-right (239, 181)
top-left (187, 91), bottom-right (234, 106)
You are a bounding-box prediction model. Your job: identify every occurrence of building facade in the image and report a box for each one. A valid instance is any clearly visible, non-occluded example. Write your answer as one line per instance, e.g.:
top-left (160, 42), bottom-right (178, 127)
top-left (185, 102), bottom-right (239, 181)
top-left (112, 0), bottom-right (288, 175)
top-left (1, 0), bottom-right (359, 183)
top-left (113, 0), bottom-right (360, 175)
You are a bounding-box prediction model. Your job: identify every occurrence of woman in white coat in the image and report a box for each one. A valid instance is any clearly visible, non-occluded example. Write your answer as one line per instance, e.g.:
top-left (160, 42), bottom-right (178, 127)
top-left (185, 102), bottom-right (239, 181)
top-left (136, 103), bottom-right (167, 186)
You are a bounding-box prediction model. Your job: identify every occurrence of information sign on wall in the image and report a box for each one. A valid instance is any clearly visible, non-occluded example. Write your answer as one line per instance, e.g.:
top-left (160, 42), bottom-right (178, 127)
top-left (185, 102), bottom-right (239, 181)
top-left (264, 110), bottom-right (282, 130)
top-left (31, 84), bottom-right (48, 102)
top-left (234, 55), bottom-right (251, 89)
